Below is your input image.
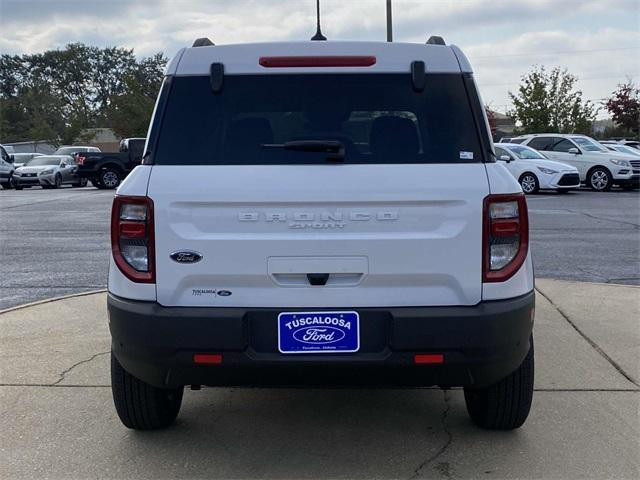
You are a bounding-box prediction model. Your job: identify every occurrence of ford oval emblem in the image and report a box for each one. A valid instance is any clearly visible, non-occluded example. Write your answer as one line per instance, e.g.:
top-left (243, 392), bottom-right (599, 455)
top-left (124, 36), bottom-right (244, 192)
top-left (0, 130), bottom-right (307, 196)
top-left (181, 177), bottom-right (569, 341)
top-left (217, 290), bottom-right (232, 297)
top-left (170, 251), bottom-right (203, 264)
top-left (292, 326), bottom-right (346, 345)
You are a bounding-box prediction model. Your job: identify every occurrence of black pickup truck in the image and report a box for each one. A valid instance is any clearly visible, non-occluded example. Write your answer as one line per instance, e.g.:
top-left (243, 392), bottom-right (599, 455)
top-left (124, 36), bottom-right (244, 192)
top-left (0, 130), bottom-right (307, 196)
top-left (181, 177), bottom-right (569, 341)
top-left (75, 138), bottom-right (145, 189)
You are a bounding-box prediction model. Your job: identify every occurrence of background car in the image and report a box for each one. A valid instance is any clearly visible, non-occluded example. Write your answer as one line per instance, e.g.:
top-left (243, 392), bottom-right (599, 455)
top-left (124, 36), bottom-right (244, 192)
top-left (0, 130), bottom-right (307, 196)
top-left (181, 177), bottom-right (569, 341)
top-left (53, 145), bottom-right (101, 156)
top-left (495, 143), bottom-right (580, 194)
top-left (601, 143), bottom-right (640, 158)
top-left (75, 137), bottom-right (145, 189)
top-left (13, 155), bottom-right (87, 189)
top-left (12, 152), bottom-right (45, 168)
top-left (0, 144), bottom-right (15, 189)
top-left (511, 133), bottom-right (639, 191)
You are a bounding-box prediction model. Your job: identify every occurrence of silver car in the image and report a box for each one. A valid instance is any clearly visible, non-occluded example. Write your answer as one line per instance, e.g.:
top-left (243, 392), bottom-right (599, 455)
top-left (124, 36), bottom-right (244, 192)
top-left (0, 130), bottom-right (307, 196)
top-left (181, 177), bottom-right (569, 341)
top-left (13, 155), bottom-right (87, 189)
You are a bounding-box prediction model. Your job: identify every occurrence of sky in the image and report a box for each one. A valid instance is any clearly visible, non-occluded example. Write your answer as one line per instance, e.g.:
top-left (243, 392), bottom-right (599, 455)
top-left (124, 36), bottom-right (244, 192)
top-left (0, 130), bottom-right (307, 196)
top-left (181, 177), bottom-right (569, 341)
top-left (1, 0), bottom-right (639, 118)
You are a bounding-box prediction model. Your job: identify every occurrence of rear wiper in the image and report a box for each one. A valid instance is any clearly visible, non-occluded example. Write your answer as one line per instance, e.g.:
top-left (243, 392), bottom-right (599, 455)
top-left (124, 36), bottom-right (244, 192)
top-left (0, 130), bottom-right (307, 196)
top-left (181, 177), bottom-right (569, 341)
top-left (261, 140), bottom-right (345, 162)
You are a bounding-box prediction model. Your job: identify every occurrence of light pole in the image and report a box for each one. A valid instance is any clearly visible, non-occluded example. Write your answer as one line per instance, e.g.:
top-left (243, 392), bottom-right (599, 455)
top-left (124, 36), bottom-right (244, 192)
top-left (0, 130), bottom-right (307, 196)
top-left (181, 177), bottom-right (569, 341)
top-left (386, 0), bottom-right (393, 42)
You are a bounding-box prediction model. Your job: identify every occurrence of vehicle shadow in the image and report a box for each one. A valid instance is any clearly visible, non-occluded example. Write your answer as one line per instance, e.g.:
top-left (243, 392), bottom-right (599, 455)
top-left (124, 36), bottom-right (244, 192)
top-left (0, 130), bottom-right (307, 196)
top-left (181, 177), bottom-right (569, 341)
top-left (113, 387), bottom-right (480, 479)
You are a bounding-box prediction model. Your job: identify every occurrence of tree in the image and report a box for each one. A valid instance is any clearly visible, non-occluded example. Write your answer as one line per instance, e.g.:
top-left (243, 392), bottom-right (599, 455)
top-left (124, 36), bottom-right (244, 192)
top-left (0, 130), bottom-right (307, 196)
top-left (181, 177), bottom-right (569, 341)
top-left (106, 53), bottom-right (167, 138)
top-left (508, 66), bottom-right (597, 135)
top-left (0, 44), bottom-right (166, 144)
top-left (605, 80), bottom-right (639, 135)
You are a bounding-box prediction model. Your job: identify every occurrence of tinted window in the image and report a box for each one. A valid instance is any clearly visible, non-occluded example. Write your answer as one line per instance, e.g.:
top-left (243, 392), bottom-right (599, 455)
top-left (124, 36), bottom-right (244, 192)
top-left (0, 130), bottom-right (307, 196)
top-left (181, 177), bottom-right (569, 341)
top-left (129, 140), bottom-right (145, 160)
top-left (154, 74), bottom-right (484, 165)
top-left (0, 147), bottom-right (8, 162)
top-left (494, 146), bottom-right (510, 159)
top-left (527, 137), bottom-right (554, 150)
top-left (551, 139), bottom-right (576, 152)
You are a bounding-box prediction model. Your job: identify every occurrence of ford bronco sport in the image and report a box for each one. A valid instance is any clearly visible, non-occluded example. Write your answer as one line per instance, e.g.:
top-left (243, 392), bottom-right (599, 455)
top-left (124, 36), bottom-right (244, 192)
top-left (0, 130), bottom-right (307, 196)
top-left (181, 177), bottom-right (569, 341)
top-left (108, 38), bottom-right (535, 431)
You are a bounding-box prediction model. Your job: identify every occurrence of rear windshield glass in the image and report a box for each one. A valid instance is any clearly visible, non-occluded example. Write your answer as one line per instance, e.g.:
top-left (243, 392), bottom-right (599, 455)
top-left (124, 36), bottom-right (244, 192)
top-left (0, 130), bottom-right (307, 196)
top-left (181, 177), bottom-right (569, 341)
top-left (154, 74), bottom-right (483, 165)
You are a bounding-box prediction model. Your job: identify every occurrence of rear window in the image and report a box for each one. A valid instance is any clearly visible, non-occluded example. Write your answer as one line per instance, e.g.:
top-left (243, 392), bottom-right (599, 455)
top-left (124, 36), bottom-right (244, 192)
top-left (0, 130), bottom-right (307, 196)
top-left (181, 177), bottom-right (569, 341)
top-left (153, 74), bottom-right (484, 165)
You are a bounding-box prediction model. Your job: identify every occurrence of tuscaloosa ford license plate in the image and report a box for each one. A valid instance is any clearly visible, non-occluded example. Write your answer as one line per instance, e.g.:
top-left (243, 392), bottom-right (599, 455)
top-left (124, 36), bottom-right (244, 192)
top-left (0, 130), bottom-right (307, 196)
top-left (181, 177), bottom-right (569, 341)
top-left (278, 311), bottom-right (360, 354)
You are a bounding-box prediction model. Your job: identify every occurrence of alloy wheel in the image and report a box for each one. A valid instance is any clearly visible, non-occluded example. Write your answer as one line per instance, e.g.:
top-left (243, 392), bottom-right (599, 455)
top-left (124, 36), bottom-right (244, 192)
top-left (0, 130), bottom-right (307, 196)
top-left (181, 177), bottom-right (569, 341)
top-left (101, 171), bottom-right (119, 189)
top-left (520, 175), bottom-right (537, 194)
top-left (590, 170), bottom-right (609, 191)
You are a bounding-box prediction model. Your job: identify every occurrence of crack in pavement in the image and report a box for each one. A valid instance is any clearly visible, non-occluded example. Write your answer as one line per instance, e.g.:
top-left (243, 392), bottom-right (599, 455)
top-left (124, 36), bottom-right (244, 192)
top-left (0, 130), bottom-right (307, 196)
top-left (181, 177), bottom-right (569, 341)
top-left (409, 389), bottom-right (453, 479)
top-left (50, 351), bottom-right (110, 386)
top-left (574, 266), bottom-right (609, 282)
top-left (535, 287), bottom-right (639, 388)
top-left (563, 208), bottom-right (640, 228)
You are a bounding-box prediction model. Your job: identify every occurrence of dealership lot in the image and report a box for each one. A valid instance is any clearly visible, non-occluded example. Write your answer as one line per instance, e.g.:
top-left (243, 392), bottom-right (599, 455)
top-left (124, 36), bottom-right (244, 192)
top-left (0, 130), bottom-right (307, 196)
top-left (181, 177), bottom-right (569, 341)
top-left (1, 186), bottom-right (638, 310)
top-left (1, 185), bottom-right (638, 478)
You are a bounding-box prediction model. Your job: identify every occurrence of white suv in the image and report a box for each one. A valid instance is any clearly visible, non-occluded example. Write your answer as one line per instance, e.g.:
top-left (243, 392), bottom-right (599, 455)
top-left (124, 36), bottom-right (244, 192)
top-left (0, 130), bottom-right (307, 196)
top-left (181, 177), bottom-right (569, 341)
top-left (512, 133), bottom-right (640, 191)
top-left (107, 38), bottom-right (535, 431)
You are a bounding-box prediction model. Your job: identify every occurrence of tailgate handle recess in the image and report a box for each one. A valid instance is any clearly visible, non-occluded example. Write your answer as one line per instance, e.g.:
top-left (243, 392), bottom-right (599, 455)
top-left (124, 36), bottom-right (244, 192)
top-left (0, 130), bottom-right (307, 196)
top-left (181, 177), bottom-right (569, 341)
top-left (306, 273), bottom-right (330, 286)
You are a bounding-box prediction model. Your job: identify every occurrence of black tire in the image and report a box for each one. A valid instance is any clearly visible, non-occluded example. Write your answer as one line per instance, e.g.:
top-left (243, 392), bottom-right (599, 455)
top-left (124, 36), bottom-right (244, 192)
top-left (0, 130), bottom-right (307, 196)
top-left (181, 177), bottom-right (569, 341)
top-left (111, 352), bottom-right (183, 430)
top-left (99, 169), bottom-right (121, 189)
top-left (518, 173), bottom-right (539, 194)
top-left (53, 173), bottom-right (62, 189)
top-left (1, 182), bottom-right (11, 190)
top-left (464, 337), bottom-right (534, 430)
top-left (587, 167), bottom-right (612, 191)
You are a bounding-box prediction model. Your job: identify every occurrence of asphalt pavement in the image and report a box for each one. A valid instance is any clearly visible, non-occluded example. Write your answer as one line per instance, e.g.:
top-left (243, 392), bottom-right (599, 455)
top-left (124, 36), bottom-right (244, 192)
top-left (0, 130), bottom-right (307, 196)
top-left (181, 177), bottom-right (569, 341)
top-left (0, 185), bottom-right (639, 310)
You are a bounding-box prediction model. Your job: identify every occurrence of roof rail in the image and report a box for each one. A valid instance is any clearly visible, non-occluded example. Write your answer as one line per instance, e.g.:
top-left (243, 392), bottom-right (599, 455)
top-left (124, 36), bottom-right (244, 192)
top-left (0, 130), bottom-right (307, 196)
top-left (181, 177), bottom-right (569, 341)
top-left (192, 37), bottom-right (214, 47)
top-left (426, 36), bottom-right (446, 46)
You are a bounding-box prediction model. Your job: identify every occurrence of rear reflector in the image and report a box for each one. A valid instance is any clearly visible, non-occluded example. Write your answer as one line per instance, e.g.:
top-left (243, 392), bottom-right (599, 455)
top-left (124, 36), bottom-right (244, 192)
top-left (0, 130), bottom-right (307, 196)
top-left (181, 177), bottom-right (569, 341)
top-left (414, 354), bottom-right (444, 365)
top-left (193, 353), bottom-right (223, 365)
top-left (259, 56), bottom-right (376, 68)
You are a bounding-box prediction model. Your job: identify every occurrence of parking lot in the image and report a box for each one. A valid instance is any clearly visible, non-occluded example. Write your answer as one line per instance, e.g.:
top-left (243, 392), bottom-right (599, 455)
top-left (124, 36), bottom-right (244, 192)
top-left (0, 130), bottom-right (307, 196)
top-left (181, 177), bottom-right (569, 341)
top-left (1, 185), bottom-right (639, 479)
top-left (1, 186), bottom-right (638, 310)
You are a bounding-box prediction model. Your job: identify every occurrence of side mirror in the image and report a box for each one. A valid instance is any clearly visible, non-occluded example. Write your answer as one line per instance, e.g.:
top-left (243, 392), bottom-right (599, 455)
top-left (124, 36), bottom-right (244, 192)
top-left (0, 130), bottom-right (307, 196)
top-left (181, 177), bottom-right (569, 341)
top-left (568, 147), bottom-right (580, 155)
top-left (60, 163), bottom-right (66, 168)
top-left (499, 155), bottom-right (512, 162)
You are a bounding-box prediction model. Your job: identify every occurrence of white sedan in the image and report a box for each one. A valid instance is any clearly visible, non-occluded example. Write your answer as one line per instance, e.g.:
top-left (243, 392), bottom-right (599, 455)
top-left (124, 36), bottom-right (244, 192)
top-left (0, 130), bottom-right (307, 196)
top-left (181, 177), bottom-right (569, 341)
top-left (495, 143), bottom-right (581, 194)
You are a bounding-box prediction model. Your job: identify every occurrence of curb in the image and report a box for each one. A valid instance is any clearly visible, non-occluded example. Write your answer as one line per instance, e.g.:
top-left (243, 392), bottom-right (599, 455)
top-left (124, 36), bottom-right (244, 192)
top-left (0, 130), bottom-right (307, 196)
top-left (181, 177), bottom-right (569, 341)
top-left (536, 277), bottom-right (640, 289)
top-left (0, 289), bottom-right (107, 315)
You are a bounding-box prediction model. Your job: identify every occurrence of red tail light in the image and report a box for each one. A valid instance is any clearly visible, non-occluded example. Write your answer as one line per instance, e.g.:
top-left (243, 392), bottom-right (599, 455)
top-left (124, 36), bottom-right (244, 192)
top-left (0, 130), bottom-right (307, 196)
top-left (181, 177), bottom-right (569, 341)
top-left (483, 193), bottom-right (529, 282)
top-left (259, 56), bottom-right (376, 68)
top-left (111, 196), bottom-right (155, 283)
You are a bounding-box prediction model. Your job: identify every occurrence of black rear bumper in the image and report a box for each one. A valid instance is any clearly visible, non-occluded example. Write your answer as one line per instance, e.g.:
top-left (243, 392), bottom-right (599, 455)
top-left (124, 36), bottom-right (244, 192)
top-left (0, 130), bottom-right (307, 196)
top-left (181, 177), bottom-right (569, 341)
top-left (108, 291), bottom-right (535, 389)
